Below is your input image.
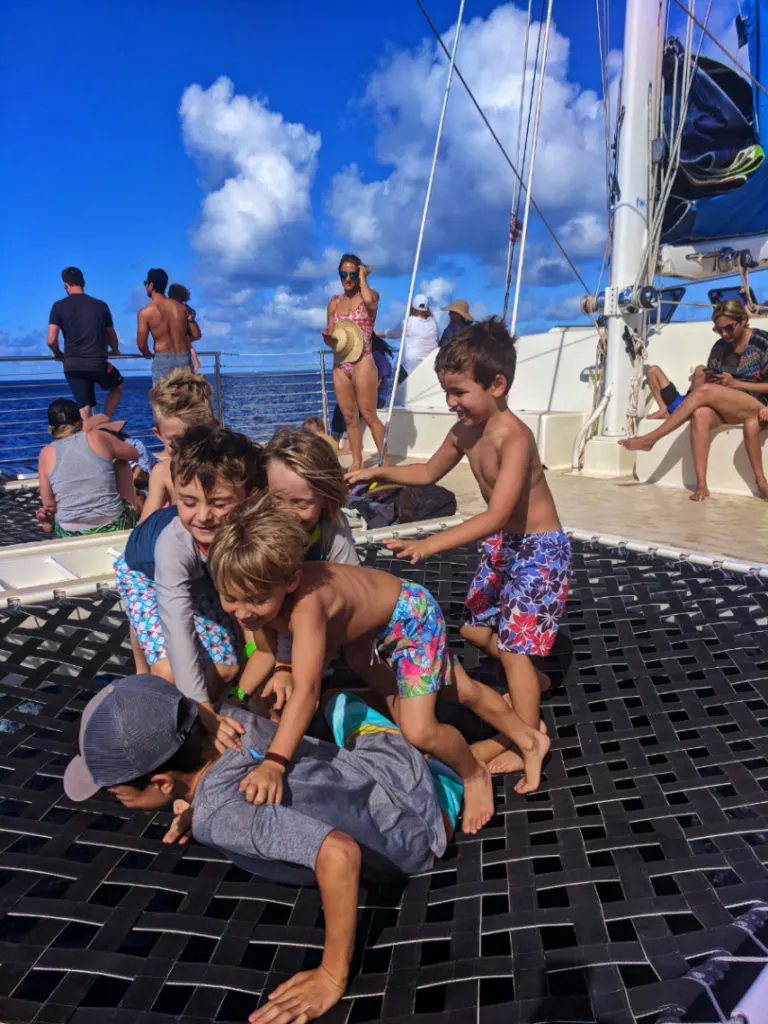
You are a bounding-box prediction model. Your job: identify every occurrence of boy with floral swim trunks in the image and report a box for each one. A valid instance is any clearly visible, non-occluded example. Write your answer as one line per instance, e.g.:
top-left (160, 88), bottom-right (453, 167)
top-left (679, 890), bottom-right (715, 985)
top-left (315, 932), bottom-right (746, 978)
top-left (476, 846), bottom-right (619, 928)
top-left (113, 425), bottom-right (265, 752)
top-left (348, 318), bottom-right (571, 773)
top-left (208, 495), bottom-right (550, 836)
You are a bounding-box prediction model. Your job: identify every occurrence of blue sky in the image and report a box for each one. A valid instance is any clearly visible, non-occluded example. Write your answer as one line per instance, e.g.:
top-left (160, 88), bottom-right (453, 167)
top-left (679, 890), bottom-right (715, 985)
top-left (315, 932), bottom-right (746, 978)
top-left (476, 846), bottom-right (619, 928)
top-left (0, 0), bottom-right (751, 369)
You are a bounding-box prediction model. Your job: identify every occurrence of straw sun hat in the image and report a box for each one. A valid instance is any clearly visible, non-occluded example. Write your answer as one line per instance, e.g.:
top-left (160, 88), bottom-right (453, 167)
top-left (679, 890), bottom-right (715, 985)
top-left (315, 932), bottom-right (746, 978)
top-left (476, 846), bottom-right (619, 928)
top-left (325, 319), bottom-right (364, 366)
top-left (441, 299), bottom-right (472, 319)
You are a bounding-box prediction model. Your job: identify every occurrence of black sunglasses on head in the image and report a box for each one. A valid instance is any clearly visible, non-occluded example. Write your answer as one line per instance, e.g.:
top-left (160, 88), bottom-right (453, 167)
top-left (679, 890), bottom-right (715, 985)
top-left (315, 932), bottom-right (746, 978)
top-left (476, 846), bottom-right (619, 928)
top-left (339, 271), bottom-right (359, 281)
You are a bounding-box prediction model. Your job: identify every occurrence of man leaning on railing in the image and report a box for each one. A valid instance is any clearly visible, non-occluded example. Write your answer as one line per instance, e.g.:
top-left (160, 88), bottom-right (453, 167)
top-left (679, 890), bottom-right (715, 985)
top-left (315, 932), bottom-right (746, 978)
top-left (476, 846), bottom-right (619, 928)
top-left (47, 266), bottom-right (124, 422)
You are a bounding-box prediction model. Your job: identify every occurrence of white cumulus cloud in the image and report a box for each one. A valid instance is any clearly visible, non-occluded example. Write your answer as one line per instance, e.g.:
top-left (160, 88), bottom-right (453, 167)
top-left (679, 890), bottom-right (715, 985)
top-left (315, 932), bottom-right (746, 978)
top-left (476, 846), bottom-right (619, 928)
top-left (326, 3), bottom-right (611, 278)
top-left (180, 77), bottom-right (321, 276)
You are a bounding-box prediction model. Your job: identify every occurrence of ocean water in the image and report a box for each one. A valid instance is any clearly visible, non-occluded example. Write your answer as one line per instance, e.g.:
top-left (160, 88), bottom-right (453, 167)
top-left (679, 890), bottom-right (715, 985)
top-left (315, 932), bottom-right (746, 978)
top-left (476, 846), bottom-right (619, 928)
top-left (0, 370), bottom-right (329, 472)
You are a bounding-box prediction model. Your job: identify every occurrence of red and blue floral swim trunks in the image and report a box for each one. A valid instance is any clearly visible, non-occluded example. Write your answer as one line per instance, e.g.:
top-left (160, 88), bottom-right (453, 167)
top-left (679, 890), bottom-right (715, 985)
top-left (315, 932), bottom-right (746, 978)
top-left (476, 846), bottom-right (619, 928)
top-left (462, 530), bottom-right (571, 656)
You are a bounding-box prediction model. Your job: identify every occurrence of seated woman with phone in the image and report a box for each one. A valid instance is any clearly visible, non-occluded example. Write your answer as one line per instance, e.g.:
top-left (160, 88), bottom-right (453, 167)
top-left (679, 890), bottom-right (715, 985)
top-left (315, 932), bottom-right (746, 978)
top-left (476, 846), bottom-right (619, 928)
top-left (622, 299), bottom-right (768, 501)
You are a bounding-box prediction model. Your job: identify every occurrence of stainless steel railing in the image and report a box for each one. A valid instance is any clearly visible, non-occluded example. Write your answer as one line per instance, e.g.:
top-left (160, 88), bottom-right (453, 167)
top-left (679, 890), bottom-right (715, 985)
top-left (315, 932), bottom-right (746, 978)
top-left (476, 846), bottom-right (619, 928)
top-left (0, 350), bottom-right (336, 478)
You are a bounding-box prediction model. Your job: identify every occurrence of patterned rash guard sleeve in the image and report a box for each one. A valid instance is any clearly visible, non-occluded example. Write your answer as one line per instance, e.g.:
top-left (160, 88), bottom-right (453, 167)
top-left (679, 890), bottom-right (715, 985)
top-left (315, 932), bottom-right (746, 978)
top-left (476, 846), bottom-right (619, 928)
top-left (153, 527), bottom-right (209, 703)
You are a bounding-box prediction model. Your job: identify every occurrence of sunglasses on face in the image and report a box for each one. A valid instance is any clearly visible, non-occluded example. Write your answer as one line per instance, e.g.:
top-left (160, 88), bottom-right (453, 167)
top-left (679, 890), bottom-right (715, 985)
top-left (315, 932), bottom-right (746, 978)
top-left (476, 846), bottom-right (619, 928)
top-left (339, 271), bottom-right (359, 281)
top-left (713, 321), bottom-right (740, 335)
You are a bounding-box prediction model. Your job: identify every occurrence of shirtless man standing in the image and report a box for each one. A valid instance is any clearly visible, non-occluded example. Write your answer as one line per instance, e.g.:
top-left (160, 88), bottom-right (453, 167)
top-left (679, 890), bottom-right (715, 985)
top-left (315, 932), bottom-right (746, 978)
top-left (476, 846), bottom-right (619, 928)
top-left (136, 269), bottom-right (193, 385)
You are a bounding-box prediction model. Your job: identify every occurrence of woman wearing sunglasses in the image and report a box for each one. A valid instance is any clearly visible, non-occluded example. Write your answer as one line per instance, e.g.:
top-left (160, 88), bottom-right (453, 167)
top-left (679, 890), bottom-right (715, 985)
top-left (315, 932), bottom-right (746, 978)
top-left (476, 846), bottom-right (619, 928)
top-left (322, 253), bottom-right (386, 471)
top-left (621, 299), bottom-right (768, 501)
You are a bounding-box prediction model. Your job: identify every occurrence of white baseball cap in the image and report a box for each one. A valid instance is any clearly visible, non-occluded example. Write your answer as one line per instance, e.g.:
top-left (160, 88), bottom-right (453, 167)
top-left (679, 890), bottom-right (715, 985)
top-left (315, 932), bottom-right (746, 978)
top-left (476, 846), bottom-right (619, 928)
top-left (412, 294), bottom-right (429, 311)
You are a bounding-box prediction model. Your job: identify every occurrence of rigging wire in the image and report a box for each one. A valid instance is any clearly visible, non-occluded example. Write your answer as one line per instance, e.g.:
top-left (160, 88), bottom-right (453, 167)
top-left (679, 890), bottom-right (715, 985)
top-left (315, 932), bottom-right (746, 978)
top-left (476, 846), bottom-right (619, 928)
top-left (670, 0), bottom-right (768, 99)
top-left (636, 0), bottom-right (713, 292)
top-left (593, 0), bottom-right (615, 296)
top-left (502, 0), bottom-right (539, 321)
top-left (381, 0), bottom-right (465, 464)
top-left (415, 0), bottom-right (593, 297)
top-left (510, 0), bottom-right (555, 336)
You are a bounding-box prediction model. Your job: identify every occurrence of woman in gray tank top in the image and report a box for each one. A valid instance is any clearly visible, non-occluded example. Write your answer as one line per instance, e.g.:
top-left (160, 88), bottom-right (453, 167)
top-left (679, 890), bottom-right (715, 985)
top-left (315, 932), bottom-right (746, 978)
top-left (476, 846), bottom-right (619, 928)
top-left (38, 399), bottom-right (140, 538)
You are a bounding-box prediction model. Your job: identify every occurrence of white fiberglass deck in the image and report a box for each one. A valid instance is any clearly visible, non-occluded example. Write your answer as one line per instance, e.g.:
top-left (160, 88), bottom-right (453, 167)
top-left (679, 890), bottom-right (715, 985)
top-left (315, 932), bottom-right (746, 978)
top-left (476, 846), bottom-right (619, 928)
top-left (429, 460), bottom-right (768, 566)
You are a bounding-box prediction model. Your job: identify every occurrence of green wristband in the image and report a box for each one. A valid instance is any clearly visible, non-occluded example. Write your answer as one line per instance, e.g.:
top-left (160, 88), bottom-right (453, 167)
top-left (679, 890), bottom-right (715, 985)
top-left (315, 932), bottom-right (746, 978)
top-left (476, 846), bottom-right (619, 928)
top-left (244, 641), bottom-right (257, 659)
top-left (228, 685), bottom-right (248, 705)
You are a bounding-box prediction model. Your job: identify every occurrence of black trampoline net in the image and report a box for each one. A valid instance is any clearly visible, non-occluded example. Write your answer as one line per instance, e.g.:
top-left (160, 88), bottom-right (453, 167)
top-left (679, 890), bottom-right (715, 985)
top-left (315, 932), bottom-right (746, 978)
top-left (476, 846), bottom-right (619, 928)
top-left (0, 539), bottom-right (766, 1023)
top-left (0, 487), bottom-right (51, 546)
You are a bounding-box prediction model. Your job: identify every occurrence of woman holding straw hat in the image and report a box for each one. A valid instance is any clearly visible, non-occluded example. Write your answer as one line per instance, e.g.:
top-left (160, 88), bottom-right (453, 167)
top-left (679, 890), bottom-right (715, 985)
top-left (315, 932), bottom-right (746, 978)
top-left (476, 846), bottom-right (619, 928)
top-left (322, 253), bottom-right (386, 471)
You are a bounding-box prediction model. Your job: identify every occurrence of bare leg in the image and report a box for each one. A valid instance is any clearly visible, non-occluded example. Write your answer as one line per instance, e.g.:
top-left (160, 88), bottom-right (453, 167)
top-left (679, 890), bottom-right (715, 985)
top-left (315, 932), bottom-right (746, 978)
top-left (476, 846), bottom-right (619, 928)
top-left (689, 405), bottom-right (722, 502)
top-left (343, 640), bottom-right (399, 720)
top-left (104, 382), bottom-right (123, 420)
top-left (149, 657), bottom-right (174, 683)
top-left (451, 660), bottom-right (550, 794)
top-left (352, 355), bottom-right (386, 459)
top-left (620, 383), bottom-right (764, 451)
top-left (744, 415), bottom-right (768, 500)
top-left (129, 626), bottom-right (149, 674)
top-left (645, 365), bottom-right (670, 419)
top-left (113, 460), bottom-right (136, 507)
top-left (397, 693), bottom-right (494, 834)
top-left (204, 661), bottom-right (239, 701)
top-left (460, 623), bottom-right (550, 704)
top-left (333, 367), bottom-right (363, 471)
top-left (498, 651), bottom-right (543, 728)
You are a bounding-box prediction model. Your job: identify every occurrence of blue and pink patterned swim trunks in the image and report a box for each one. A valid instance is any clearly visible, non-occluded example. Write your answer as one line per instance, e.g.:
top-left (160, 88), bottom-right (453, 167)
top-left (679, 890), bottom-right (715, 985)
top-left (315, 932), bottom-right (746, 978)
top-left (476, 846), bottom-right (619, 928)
top-left (375, 581), bottom-right (453, 698)
top-left (113, 555), bottom-right (238, 669)
top-left (463, 530), bottom-right (571, 656)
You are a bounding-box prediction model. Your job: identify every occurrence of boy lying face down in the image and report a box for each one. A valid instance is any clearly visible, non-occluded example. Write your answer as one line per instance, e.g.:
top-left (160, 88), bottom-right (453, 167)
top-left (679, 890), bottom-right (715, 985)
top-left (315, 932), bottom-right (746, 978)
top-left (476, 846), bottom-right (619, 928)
top-left (64, 675), bottom-right (464, 1023)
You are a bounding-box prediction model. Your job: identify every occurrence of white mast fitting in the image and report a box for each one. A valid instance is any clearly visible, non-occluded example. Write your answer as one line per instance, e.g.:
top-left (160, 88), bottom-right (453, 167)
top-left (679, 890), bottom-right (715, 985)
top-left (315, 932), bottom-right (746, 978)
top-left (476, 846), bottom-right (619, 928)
top-left (582, 0), bottom-right (665, 474)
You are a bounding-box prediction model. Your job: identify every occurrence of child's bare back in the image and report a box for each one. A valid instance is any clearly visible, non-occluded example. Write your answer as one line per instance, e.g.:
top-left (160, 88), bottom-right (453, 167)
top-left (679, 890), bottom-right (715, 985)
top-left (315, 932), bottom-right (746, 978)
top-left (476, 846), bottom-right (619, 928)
top-left (279, 562), bottom-right (403, 654)
top-left (456, 410), bottom-right (561, 534)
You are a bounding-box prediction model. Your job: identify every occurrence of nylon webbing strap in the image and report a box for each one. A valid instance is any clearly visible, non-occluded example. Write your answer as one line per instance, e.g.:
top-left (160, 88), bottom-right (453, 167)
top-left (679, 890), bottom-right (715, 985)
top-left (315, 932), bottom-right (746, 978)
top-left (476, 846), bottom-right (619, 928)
top-left (0, 540), bottom-right (766, 1022)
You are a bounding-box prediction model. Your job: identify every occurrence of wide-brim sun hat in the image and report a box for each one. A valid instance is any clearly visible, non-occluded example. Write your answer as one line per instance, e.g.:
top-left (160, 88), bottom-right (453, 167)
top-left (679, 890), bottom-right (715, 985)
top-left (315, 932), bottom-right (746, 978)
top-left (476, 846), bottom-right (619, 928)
top-left (441, 299), bottom-right (471, 320)
top-left (326, 320), bottom-right (365, 366)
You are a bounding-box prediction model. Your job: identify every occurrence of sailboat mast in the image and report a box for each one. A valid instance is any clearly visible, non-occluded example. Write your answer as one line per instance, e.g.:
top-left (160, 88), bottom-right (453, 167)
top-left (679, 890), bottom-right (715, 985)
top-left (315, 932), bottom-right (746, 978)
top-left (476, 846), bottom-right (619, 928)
top-left (601, 0), bottom-right (665, 439)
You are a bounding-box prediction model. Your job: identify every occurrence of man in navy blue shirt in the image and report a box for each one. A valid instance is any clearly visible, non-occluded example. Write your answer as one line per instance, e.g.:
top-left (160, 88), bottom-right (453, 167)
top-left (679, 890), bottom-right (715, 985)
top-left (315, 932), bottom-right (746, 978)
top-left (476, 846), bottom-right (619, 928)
top-left (47, 267), bottom-right (123, 420)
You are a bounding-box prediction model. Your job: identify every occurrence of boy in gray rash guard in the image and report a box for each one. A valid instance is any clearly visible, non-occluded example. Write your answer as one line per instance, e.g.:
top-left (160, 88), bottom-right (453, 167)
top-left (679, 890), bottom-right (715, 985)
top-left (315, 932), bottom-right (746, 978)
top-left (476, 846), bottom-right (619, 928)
top-left (63, 675), bottom-right (464, 1024)
top-left (113, 426), bottom-right (265, 751)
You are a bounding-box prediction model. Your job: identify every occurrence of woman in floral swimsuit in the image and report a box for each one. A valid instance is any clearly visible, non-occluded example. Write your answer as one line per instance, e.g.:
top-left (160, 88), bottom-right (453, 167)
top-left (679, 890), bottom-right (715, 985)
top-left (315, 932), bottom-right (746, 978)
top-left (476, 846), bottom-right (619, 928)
top-left (323, 253), bottom-right (386, 471)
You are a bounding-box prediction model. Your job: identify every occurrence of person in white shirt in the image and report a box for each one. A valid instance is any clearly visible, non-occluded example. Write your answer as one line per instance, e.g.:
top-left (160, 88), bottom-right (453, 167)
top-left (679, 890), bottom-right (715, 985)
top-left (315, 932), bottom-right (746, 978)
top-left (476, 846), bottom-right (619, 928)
top-left (384, 294), bottom-right (439, 380)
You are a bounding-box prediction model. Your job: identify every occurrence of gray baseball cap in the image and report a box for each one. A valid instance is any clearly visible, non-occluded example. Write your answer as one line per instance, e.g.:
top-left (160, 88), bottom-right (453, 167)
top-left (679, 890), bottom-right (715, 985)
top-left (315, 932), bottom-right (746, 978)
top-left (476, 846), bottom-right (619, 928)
top-left (63, 674), bottom-right (199, 801)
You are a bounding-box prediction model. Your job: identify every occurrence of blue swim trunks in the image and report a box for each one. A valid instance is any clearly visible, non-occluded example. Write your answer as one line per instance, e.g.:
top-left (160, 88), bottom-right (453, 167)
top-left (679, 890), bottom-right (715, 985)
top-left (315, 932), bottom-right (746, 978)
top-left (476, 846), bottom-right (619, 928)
top-left (375, 581), bottom-right (453, 698)
top-left (463, 530), bottom-right (571, 656)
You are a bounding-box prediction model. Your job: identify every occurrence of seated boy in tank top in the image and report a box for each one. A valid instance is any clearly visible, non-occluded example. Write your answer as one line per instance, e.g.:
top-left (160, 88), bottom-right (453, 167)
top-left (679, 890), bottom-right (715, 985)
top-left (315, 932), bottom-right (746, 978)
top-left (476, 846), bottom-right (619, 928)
top-left (347, 319), bottom-right (571, 774)
top-left (139, 368), bottom-right (216, 522)
top-left (113, 426), bottom-right (265, 753)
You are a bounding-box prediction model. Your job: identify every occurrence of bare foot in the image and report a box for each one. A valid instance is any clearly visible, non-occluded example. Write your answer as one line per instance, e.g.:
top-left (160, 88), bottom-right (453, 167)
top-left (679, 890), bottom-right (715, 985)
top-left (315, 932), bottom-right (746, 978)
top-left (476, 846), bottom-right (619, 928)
top-left (461, 761), bottom-right (494, 834)
top-left (619, 436), bottom-right (655, 451)
top-left (487, 749), bottom-right (524, 774)
top-left (513, 729), bottom-right (551, 795)
top-left (646, 409), bottom-right (668, 420)
top-left (348, 462), bottom-right (364, 474)
top-left (689, 485), bottom-right (710, 502)
top-left (756, 477), bottom-right (768, 502)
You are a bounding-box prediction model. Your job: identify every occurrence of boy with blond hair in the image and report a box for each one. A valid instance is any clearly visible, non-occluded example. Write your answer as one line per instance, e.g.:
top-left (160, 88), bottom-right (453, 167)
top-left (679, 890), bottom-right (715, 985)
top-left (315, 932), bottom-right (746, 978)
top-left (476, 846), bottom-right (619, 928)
top-left (114, 426), bottom-right (265, 751)
top-left (348, 319), bottom-right (571, 770)
top-left (140, 368), bottom-right (216, 521)
top-left (209, 495), bottom-right (550, 835)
